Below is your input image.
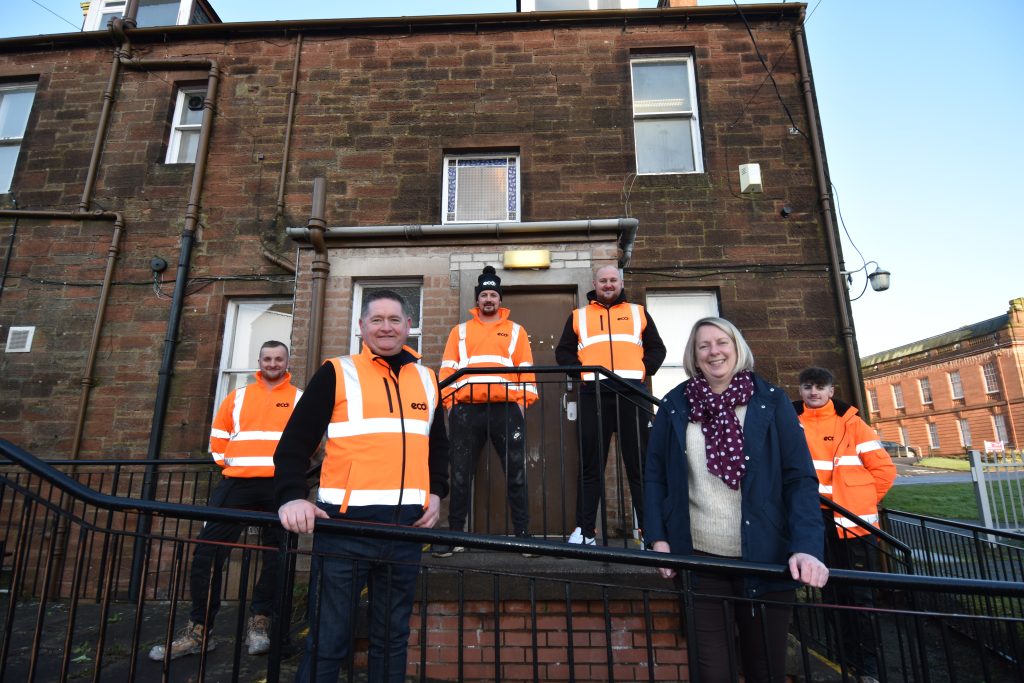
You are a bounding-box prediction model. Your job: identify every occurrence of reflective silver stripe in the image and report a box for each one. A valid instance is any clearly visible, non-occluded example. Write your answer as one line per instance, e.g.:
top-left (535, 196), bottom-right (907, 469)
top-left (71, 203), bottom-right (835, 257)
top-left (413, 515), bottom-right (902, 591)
top-left (413, 363), bottom-right (437, 432)
top-left (581, 368), bottom-right (644, 381)
top-left (629, 304), bottom-right (642, 339)
top-left (836, 513), bottom-right (878, 528)
top-left (231, 386), bottom-right (246, 436)
top-left (441, 360), bottom-right (459, 369)
top-left (819, 484), bottom-right (833, 494)
top-left (508, 322), bottom-right (521, 357)
top-left (231, 430), bottom-right (284, 441)
top-left (812, 460), bottom-right (834, 471)
top-left (575, 308), bottom-right (587, 350)
top-left (222, 456), bottom-right (275, 468)
top-left (457, 322), bottom-right (468, 368)
top-left (210, 428), bottom-right (231, 439)
top-left (465, 355), bottom-right (514, 367)
top-left (211, 452), bottom-right (225, 462)
top-left (835, 455), bottom-right (864, 467)
top-left (339, 357), bottom-right (363, 420)
top-left (579, 333), bottom-right (643, 348)
top-left (318, 487), bottom-right (428, 507)
top-left (328, 417), bottom-right (431, 439)
top-left (857, 440), bottom-right (883, 454)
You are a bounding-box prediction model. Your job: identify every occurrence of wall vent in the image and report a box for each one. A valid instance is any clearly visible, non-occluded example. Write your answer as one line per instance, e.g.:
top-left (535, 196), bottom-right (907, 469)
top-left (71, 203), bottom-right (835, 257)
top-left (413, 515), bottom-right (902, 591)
top-left (5, 326), bottom-right (35, 353)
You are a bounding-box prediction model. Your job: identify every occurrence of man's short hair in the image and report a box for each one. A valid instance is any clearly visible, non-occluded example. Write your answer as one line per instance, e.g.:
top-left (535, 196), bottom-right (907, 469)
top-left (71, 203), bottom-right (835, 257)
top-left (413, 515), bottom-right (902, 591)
top-left (260, 340), bottom-right (288, 355)
top-left (798, 367), bottom-right (834, 387)
top-left (360, 289), bottom-right (411, 320)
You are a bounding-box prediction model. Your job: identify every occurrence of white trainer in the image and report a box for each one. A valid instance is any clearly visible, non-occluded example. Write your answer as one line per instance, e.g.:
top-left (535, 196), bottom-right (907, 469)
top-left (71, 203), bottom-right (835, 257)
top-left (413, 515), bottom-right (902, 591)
top-left (567, 527), bottom-right (596, 545)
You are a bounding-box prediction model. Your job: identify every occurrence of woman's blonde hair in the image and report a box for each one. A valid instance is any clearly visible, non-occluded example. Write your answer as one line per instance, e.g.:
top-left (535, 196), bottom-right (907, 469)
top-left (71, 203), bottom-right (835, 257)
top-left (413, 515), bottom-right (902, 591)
top-left (682, 316), bottom-right (756, 379)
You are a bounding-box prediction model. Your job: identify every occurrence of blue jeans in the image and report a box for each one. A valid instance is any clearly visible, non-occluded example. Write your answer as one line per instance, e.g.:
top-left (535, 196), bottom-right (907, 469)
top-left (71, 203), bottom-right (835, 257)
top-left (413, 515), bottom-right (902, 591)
top-left (296, 504), bottom-right (423, 683)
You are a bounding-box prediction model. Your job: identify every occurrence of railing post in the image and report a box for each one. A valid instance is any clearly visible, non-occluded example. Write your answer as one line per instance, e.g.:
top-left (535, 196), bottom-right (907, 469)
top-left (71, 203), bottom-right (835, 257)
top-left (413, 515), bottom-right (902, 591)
top-left (970, 450), bottom-right (996, 542)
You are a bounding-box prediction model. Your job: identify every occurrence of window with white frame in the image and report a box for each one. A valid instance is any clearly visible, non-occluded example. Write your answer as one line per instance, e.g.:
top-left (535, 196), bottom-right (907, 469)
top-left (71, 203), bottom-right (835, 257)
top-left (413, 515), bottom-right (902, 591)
top-left (892, 384), bottom-right (905, 409)
top-left (919, 377), bottom-right (933, 404)
top-left (442, 154), bottom-right (519, 224)
top-left (630, 55), bottom-right (703, 175)
top-left (644, 290), bottom-right (718, 400)
top-left (993, 414), bottom-right (1009, 444)
top-left (165, 86), bottom-right (206, 164)
top-left (0, 83), bottom-right (37, 193)
top-left (899, 425), bottom-right (910, 448)
top-left (350, 281), bottom-right (423, 355)
top-left (215, 299), bottom-right (294, 408)
top-left (83, 0), bottom-right (198, 32)
top-left (948, 370), bottom-right (964, 400)
top-left (958, 418), bottom-right (972, 446)
top-left (868, 388), bottom-right (879, 414)
top-left (982, 362), bottom-right (1000, 394)
top-left (927, 423), bottom-right (940, 449)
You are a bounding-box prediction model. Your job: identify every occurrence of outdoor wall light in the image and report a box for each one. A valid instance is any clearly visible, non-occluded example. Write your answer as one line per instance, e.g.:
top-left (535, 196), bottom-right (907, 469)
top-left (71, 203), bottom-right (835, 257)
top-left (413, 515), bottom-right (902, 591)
top-left (842, 261), bottom-right (891, 301)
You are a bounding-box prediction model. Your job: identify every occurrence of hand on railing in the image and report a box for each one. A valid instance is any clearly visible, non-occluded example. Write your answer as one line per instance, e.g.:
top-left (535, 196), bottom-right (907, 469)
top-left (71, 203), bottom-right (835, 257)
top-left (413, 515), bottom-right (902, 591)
top-left (278, 498), bottom-right (328, 534)
top-left (651, 540), bottom-right (676, 579)
top-left (789, 552), bottom-right (828, 588)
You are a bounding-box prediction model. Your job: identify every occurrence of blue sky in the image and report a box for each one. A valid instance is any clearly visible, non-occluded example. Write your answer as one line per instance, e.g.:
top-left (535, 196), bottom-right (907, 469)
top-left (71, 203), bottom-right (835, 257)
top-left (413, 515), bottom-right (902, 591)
top-left (4, 1), bottom-right (1022, 356)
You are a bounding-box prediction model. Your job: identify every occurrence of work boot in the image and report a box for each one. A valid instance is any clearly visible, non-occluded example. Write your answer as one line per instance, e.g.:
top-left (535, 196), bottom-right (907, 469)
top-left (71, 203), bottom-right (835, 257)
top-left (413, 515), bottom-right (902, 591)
top-left (245, 614), bottom-right (272, 655)
top-left (148, 621), bottom-right (215, 661)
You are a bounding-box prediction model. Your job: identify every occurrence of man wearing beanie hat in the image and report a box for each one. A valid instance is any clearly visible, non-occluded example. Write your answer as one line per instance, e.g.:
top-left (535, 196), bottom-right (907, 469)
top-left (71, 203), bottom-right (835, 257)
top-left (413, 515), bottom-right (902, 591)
top-left (434, 266), bottom-right (539, 557)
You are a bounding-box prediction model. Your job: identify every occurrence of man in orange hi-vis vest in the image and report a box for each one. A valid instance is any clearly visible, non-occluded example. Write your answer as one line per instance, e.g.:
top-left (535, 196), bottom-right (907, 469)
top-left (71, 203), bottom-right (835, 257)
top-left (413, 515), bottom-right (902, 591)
top-left (433, 266), bottom-right (538, 558)
top-left (148, 340), bottom-right (301, 663)
top-left (795, 366), bottom-right (895, 683)
top-left (555, 265), bottom-right (665, 547)
top-left (274, 290), bottom-right (449, 683)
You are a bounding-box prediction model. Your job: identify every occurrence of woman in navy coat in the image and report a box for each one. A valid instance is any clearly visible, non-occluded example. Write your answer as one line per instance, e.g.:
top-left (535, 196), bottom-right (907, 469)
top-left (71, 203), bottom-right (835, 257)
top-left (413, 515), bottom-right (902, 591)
top-left (644, 317), bottom-right (828, 682)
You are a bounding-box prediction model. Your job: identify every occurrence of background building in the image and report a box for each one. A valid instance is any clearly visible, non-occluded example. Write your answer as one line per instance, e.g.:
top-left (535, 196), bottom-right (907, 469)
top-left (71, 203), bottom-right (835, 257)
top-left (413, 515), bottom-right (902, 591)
top-left (862, 297), bottom-right (1024, 457)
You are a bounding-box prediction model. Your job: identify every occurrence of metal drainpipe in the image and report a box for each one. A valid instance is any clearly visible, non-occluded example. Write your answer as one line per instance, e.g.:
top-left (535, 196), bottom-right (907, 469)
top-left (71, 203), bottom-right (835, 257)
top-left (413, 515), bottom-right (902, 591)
top-left (304, 177), bottom-right (329, 383)
top-left (79, 50), bottom-right (124, 212)
top-left (124, 57), bottom-right (220, 598)
top-left (793, 17), bottom-right (865, 414)
top-left (273, 33), bottom-right (303, 229)
top-left (0, 196), bottom-right (19, 301)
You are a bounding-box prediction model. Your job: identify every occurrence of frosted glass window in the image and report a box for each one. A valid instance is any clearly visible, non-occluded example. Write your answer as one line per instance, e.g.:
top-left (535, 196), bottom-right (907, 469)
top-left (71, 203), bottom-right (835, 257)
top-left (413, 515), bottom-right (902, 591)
top-left (443, 155), bottom-right (519, 224)
top-left (644, 291), bottom-right (718, 400)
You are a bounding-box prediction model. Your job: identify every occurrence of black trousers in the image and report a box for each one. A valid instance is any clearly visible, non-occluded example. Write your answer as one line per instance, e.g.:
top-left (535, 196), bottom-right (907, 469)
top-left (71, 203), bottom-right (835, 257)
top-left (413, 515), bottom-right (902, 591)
top-left (575, 389), bottom-right (648, 536)
top-left (189, 476), bottom-right (283, 627)
top-left (822, 509), bottom-right (881, 677)
top-left (446, 402), bottom-right (529, 534)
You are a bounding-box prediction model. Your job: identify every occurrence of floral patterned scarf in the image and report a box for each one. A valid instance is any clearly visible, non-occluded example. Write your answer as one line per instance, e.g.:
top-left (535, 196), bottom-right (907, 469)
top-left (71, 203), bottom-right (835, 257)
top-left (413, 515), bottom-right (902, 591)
top-left (683, 370), bottom-right (755, 490)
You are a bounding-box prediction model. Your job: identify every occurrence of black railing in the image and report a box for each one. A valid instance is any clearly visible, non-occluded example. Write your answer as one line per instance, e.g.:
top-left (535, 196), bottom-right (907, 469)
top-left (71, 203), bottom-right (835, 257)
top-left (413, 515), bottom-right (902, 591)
top-left (3, 438), bottom-right (1024, 682)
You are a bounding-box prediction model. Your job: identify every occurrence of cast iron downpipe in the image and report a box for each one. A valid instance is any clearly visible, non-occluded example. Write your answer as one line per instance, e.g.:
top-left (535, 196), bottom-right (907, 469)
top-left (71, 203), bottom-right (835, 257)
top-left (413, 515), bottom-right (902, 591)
top-left (793, 17), bottom-right (865, 414)
top-left (273, 33), bottom-right (303, 229)
top-left (304, 177), bottom-right (329, 383)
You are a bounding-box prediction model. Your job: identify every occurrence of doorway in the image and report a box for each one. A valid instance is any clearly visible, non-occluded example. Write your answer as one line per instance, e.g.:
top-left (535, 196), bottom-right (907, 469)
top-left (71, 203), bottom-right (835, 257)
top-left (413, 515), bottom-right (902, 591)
top-left (470, 287), bottom-right (579, 538)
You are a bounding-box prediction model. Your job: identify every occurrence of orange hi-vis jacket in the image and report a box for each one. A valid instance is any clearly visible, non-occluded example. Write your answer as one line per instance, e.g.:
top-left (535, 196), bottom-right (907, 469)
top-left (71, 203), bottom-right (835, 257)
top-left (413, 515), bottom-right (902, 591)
top-left (319, 345), bottom-right (438, 513)
top-left (209, 371), bottom-right (302, 478)
top-left (796, 399), bottom-right (897, 538)
top-left (573, 300), bottom-right (648, 382)
top-left (439, 307), bottom-right (538, 409)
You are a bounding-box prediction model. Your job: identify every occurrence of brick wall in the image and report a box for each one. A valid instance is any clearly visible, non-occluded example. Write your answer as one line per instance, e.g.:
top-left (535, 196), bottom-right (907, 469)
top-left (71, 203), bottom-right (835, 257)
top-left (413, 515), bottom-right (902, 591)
top-left (0, 7), bottom-right (850, 457)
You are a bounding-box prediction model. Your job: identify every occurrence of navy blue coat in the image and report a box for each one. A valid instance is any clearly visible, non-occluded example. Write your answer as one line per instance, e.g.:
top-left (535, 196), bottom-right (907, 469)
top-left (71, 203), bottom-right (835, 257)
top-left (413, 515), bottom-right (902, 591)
top-left (643, 374), bottom-right (824, 596)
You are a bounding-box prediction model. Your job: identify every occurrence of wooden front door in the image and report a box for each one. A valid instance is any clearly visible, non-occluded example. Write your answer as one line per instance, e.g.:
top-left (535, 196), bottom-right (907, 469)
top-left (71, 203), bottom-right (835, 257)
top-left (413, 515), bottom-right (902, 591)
top-left (471, 287), bottom-right (579, 538)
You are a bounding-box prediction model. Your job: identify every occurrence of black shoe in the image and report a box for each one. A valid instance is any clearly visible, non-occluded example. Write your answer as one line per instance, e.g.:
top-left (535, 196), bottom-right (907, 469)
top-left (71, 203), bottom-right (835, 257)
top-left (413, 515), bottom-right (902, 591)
top-left (515, 531), bottom-right (539, 558)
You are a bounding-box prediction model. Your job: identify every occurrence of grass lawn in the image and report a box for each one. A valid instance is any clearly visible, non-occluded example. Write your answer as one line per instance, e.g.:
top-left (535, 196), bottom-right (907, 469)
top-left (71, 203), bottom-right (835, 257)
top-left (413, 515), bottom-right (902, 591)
top-left (915, 456), bottom-right (971, 471)
top-left (883, 483), bottom-right (979, 520)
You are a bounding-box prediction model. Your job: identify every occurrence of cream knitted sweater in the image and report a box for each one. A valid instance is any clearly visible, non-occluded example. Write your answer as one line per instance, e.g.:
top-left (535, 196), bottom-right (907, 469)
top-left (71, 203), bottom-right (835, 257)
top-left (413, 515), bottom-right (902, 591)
top-left (686, 405), bottom-right (747, 558)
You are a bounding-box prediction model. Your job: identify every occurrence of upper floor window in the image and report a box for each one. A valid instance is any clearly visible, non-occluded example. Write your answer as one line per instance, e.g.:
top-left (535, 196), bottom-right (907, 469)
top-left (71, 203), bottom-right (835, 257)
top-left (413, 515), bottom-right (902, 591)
top-left (630, 55), bottom-right (703, 175)
top-left (442, 154), bottom-right (519, 224)
top-left (215, 299), bottom-right (294, 408)
top-left (892, 384), bottom-right (905, 410)
top-left (927, 422), bottom-right (940, 449)
top-left (982, 362), bottom-right (1000, 394)
top-left (166, 86), bottom-right (206, 164)
top-left (958, 418), bottom-right (972, 447)
top-left (645, 290), bottom-right (718, 400)
top-left (83, 0), bottom-right (212, 31)
top-left (350, 281), bottom-right (423, 354)
top-left (918, 377), bottom-right (933, 404)
top-left (0, 83), bottom-right (37, 193)
top-left (867, 388), bottom-right (879, 414)
top-left (948, 370), bottom-right (964, 400)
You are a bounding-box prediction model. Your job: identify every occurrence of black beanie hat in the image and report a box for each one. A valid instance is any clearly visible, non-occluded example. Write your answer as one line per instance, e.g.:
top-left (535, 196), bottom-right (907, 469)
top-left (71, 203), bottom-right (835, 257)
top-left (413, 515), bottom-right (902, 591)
top-left (474, 265), bottom-right (502, 298)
